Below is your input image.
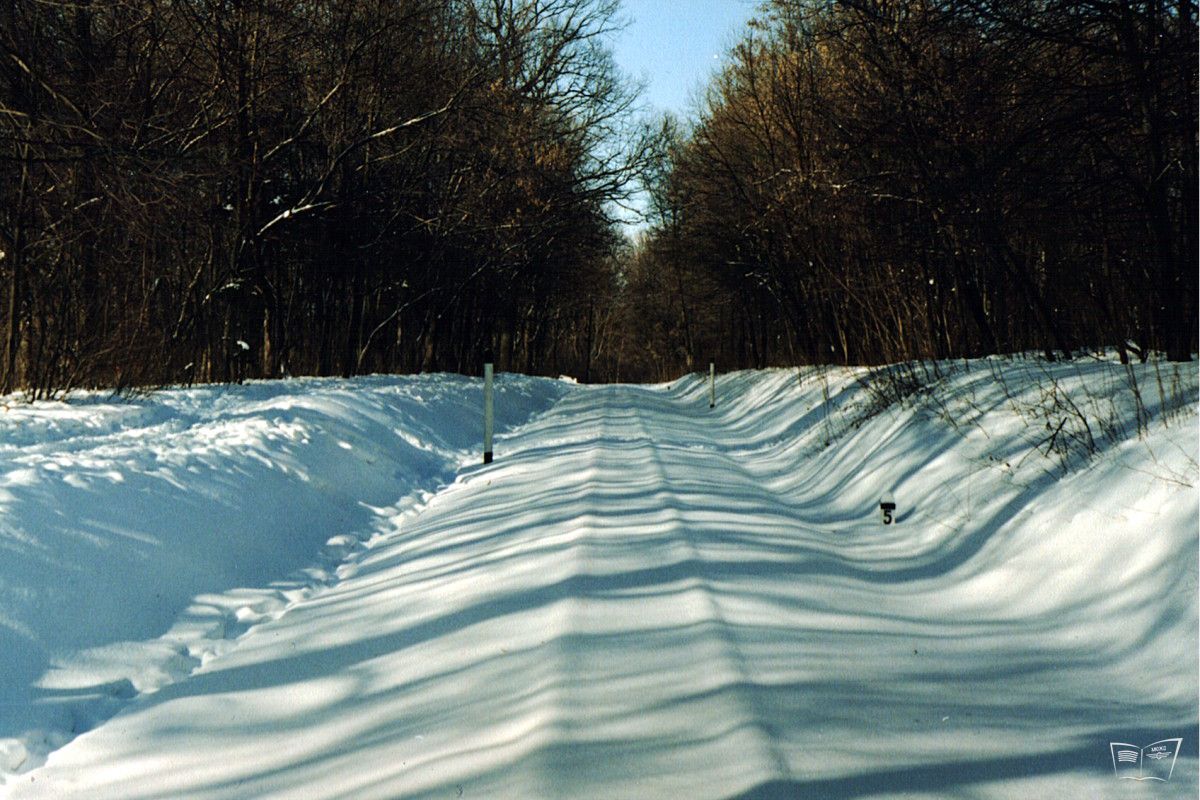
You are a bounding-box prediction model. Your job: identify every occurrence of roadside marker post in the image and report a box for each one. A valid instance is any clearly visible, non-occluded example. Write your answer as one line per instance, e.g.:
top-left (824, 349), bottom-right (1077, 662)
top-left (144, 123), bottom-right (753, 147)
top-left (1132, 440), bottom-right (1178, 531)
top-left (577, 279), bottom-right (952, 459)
top-left (483, 351), bottom-right (494, 465)
top-left (880, 492), bottom-right (896, 525)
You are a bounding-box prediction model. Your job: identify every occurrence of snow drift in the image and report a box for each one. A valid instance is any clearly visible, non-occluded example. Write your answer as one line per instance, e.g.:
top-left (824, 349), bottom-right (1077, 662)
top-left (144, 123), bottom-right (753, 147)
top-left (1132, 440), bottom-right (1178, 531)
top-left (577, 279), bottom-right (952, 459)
top-left (0, 374), bottom-right (570, 776)
top-left (1, 357), bottom-right (1196, 798)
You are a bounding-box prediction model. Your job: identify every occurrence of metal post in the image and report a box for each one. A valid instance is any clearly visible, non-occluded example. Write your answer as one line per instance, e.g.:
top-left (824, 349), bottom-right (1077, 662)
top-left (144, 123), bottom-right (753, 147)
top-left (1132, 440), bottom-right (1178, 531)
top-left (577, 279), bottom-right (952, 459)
top-left (709, 362), bottom-right (716, 409)
top-left (483, 355), bottom-right (494, 464)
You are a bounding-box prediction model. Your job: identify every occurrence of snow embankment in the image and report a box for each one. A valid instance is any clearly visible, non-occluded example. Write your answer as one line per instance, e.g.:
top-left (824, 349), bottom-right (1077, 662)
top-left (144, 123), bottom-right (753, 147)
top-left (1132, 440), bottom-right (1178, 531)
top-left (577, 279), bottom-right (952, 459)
top-left (2, 356), bottom-right (1196, 799)
top-left (0, 374), bottom-right (570, 778)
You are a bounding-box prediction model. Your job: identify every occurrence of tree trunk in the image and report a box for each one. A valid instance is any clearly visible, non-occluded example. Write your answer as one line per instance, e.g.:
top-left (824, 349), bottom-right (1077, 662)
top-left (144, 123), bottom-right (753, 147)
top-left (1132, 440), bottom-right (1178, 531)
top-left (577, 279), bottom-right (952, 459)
top-left (2, 152), bottom-right (28, 394)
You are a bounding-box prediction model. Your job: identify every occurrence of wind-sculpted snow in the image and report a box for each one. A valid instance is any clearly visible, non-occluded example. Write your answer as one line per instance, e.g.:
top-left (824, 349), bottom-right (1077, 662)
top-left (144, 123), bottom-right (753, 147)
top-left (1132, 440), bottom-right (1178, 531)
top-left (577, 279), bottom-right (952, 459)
top-left (3, 360), bottom-right (1197, 798)
top-left (0, 374), bottom-right (570, 779)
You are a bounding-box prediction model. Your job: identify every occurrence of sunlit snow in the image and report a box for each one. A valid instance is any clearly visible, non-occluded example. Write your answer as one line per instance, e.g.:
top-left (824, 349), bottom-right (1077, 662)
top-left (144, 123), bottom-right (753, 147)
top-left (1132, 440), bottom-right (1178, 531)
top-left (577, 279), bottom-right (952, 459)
top-left (1, 360), bottom-right (1196, 799)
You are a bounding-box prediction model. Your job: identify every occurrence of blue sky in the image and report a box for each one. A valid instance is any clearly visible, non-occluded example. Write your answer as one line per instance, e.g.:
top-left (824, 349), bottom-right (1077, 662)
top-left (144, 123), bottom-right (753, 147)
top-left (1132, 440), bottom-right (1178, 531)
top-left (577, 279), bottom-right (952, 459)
top-left (609, 0), bottom-right (759, 117)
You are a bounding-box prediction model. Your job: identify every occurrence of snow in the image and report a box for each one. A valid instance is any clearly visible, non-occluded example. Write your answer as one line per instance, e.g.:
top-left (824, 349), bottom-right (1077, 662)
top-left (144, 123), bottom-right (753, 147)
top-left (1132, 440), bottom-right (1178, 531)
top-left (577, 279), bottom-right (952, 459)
top-left (0, 374), bottom-right (569, 778)
top-left (1, 358), bottom-right (1197, 798)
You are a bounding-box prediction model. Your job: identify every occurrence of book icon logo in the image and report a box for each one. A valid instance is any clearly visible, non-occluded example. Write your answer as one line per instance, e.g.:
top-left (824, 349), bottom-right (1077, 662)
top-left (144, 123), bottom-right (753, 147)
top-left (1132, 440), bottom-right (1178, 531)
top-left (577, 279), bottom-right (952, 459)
top-left (1110, 739), bottom-right (1182, 781)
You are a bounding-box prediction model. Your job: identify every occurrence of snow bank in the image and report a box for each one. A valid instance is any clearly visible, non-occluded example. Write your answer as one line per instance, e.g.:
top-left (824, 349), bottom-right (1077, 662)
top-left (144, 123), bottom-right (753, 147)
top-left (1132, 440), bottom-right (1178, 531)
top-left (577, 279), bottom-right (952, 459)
top-left (671, 357), bottom-right (1199, 790)
top-left (2, 356), bottom-right (1196, 798)
top-left (0, 374), bottom-right (570, 777)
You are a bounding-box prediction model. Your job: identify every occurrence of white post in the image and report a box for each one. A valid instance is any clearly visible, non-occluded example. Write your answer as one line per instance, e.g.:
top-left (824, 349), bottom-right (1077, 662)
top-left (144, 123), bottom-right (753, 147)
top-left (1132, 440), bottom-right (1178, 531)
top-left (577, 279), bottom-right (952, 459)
top-left (483, 357), bottom-right (495, 464)
top-left (709, 362), bottom-right (716, 409)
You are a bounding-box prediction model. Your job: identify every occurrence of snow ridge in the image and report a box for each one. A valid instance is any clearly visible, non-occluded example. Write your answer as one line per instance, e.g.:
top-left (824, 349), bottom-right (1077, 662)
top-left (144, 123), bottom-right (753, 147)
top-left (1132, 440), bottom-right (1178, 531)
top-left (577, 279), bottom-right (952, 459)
top-left (0, 374), bottom-right (570, 783)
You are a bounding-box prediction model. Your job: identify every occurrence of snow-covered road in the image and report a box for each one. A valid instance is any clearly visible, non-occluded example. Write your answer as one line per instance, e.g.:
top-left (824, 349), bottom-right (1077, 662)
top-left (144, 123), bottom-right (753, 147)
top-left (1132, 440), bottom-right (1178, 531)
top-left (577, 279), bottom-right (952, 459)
top-left (5, 367), bottom-right (1198, 798)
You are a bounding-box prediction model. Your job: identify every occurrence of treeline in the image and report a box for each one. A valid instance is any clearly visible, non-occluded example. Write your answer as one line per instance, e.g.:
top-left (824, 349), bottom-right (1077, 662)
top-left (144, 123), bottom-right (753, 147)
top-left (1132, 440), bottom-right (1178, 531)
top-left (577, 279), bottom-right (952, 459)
top-left (4, 1), bottom-right (1196, 395)
top-left (625, 0), bottom-right (1197, 379)
top-left (1, 0), bottom-right (642, 397)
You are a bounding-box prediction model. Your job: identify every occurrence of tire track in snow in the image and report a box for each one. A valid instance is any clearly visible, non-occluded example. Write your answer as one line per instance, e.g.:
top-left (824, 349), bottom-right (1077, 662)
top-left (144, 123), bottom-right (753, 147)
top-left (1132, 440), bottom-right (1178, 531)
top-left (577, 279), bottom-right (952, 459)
top-left (519, 422), bottom-right (604, 799)
top-left (516, 385), bottom-right (794, 797)
top-left (617, 389), bottom-right (794, 789)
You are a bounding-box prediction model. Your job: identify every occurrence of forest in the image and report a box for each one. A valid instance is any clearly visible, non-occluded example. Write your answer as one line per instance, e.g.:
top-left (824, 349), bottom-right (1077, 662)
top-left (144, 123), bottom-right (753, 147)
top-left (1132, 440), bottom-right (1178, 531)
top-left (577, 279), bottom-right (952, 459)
top-left (1, 0), bottom-right (1197, 396)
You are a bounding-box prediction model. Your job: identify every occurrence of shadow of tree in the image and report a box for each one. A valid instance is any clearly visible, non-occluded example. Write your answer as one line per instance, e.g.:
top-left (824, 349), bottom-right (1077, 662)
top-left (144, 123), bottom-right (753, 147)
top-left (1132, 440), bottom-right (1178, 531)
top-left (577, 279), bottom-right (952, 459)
top-left (13, 379), bottom-right (1196, 800)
